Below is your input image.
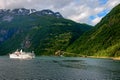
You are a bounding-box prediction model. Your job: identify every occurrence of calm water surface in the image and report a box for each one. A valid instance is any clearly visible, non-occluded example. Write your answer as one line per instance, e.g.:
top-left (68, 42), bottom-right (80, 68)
top-left (0, 56), bottom-right (120, 80)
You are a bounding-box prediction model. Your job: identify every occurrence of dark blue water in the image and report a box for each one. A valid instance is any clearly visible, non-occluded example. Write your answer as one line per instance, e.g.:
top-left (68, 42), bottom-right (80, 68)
top-left (0, 56), bottom-right (120, 80)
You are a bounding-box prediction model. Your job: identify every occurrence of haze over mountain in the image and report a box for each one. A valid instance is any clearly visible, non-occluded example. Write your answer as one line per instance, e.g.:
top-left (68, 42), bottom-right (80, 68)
top-left (67, 4), bottom-right (120, 57)
top-left (0, 8), bottom-right (92, 55)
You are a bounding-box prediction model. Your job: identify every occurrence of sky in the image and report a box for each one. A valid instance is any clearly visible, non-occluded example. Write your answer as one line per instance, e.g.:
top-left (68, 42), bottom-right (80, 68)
top-left (0, 0), bottom-right (120, 25)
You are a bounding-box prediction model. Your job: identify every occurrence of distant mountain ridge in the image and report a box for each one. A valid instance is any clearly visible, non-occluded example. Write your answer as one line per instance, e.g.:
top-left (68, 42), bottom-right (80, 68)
top-left (0, 8), bottom-right (92, 55)
top-left (0, 8), bottom-right (63, 18)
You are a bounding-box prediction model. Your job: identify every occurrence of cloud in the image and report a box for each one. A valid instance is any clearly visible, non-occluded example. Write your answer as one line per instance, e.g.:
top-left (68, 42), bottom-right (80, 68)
top-left (0, 0), bottom-right (73, 10)
top-left (92, 16), bottom-right (102, 25)
top-left (0, 0), bottom-right (120, 25)
top-left (0, 0), bottom-right (5, 9)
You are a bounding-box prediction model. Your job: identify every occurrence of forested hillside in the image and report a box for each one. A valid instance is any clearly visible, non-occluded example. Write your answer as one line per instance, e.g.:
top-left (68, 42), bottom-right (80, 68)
top-left (0, 8), bottom-right (92, 55)
top-left (67, 4), bottom-right (120, 57)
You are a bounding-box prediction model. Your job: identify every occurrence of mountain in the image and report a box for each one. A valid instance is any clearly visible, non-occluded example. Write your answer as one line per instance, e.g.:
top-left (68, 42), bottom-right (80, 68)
top-left (0, 8), bottom-right (92, 55)
top-left (67, 4), bottom-right (120, 57)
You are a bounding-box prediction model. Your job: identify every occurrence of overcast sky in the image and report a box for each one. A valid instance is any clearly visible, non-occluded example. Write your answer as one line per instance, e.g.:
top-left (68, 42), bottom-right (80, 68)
top-left (0, 0), bottom-right (120, 25)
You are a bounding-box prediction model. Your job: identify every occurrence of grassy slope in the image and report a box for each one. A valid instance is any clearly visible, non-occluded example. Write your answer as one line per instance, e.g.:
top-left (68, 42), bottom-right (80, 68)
top-left (67, 4), bottom-right (120, 57)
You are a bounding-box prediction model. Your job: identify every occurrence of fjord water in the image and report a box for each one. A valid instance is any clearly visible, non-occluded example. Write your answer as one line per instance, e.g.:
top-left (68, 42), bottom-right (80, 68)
top-left (0, 56), bottom-right (120, 80)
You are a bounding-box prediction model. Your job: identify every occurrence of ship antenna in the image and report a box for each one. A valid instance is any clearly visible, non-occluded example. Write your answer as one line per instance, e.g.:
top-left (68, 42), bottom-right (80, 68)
top-left (20, 49), bottom-right (22, 53)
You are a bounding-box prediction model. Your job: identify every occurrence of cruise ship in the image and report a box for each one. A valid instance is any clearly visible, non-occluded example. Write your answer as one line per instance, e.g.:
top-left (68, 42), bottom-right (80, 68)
top-left (9, 49), bottom-right (35, 59)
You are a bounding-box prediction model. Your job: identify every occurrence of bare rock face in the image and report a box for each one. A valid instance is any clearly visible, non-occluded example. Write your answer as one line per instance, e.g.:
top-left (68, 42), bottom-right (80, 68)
top-left (30, 9), bottom-right (63, 18)
top-left (0, 8), bottom-right (63, 19)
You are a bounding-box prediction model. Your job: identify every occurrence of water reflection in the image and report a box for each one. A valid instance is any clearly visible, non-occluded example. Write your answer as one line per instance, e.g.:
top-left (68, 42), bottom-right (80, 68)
top-left (53, 60), bottom-right (86, 69)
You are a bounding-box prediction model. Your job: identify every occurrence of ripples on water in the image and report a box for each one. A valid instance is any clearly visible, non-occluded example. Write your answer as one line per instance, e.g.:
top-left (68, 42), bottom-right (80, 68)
top-left (0, 56), bottom-right (120, 80)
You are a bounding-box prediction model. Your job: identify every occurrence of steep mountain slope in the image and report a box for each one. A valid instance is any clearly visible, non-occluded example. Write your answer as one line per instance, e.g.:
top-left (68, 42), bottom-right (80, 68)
top-left (0, 8), bottom-right (92, 55)
top-left (67, 4), bottom-right (120, 57)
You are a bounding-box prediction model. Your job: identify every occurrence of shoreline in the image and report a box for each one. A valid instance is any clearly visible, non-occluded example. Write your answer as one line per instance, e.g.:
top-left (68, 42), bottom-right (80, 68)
top-left (62, 52), bottom-right (120, 60)
top-left (87, 56), bottom-right (120, 60)
top-left (112, 57), bottom-right (120, 60)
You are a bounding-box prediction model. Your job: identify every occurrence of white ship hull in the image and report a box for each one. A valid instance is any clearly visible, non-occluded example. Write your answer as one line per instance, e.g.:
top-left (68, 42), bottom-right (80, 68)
top-left (9, 54), bottom-right (35, 59)
top-left (9, 50), bottom-right (35, 59)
